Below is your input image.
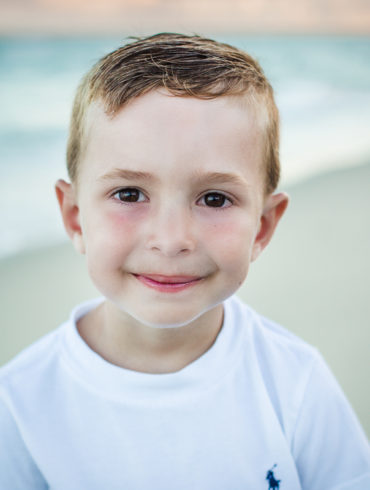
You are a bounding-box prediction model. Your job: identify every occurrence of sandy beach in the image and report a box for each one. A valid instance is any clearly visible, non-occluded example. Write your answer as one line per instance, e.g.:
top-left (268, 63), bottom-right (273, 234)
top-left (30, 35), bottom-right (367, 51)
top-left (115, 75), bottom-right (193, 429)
top-left (1, 0), bottom-right (370, 35)
top-left (1, 161), bottom-right (369, 437)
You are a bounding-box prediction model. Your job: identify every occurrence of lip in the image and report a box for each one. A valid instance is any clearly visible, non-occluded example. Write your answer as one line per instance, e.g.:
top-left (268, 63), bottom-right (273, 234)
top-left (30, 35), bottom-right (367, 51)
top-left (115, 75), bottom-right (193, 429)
top-left (133, 273), bottom-right (203, 293)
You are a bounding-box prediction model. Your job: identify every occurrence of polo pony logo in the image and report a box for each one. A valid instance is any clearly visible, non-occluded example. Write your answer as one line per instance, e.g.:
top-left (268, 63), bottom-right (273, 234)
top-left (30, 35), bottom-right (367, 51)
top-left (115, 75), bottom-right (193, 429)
top-left (266, 464), bottom-right (281, 489)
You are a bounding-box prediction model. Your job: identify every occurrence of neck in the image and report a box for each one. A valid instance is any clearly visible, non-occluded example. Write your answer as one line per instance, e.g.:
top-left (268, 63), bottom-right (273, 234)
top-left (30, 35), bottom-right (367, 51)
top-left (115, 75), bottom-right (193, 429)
top-left (77, 301), bottom-right (224, 374)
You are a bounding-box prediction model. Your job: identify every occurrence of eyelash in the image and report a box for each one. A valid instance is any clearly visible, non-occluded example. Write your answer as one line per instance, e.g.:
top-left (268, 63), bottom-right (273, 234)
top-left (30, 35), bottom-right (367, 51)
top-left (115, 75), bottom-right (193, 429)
top-left (112, 188), bottom-right (147, 203)
top-left (111, 188), bottom-right (233, 209)
top-left (197, 192), bottom-right (233, 208)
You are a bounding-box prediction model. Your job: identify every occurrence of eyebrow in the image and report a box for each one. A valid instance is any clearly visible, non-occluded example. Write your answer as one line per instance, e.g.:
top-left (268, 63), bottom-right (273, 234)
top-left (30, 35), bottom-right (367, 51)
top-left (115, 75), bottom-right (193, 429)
top-left (98, 168), bottom-right (158, 183)
top-left (98, 168), bottom-right (249, 188)
top-left (191, 171), bottom-right (250, 188)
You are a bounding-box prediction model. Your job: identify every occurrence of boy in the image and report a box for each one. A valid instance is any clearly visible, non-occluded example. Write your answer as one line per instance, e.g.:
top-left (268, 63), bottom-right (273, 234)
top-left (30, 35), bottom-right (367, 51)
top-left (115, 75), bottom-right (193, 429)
top-left (0, 33), bottom-right (369, 489)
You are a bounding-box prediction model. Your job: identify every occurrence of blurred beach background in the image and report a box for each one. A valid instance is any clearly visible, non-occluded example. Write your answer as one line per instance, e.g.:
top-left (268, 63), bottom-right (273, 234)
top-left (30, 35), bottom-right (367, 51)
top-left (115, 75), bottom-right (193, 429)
top-left (0, 0), bottom-right (369, 436)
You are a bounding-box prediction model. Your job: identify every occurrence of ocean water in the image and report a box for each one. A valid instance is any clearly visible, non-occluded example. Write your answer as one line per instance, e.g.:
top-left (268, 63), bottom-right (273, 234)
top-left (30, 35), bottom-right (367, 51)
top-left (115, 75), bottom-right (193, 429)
top-left (1, 35), bottom-right (370, 258)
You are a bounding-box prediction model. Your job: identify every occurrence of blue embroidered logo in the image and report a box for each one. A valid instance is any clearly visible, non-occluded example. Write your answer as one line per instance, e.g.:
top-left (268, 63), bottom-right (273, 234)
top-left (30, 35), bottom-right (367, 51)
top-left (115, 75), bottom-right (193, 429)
top-left (266, 464), bottom-right (281, 489)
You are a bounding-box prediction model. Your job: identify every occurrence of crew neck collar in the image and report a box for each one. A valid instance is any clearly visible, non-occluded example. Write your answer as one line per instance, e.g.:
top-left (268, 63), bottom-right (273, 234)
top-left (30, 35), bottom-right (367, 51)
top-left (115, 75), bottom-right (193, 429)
top-left (61, 296), bottom-right (246, 404)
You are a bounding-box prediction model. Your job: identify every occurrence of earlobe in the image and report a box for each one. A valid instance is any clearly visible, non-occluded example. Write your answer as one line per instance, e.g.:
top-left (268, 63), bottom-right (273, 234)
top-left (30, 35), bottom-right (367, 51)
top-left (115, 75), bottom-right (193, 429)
top-left (251, 192), bottom-right (289, 262)
top-left (55, 179), bottom-right (85, 254)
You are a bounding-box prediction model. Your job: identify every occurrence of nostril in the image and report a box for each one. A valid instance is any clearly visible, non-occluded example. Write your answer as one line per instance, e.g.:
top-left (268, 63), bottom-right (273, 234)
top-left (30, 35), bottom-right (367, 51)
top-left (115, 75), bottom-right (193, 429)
top-left (145, 209), bottom-right (196, 256)
top-left (149, 241), bottom-right (194, 257)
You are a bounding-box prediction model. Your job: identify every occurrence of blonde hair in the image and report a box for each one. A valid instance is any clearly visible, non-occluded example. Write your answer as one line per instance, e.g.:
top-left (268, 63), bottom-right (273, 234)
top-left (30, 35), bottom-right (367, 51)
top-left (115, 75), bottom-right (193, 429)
top-left (67, 33), bottom-right (280, 194)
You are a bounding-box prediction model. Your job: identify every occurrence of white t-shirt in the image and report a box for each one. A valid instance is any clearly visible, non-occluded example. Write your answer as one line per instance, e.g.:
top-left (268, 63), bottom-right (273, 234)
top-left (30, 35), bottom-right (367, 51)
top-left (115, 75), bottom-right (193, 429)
top-left (0, 295), bottom-right (369, 489)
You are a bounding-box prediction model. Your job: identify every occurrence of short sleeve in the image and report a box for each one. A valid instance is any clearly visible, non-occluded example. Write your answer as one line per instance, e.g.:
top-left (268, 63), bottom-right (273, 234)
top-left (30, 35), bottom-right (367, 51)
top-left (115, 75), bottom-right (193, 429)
top-left (292, 352), bottom-right (370, 490)
top-left (0, 394), bottom-right (48, 489)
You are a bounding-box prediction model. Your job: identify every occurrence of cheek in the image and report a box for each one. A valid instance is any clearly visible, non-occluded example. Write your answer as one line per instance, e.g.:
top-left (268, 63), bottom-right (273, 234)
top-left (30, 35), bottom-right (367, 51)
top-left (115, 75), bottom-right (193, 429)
top-left (203, 215), bottom-right (255, 249)
top-left (88, 207), bottom-right (139, 237)
top-left (106, 207), bottom-right (141, 232)
top-left (201, 217), bottom-right (256, 268)
top-left (83, 208), bottom-right (139, 261)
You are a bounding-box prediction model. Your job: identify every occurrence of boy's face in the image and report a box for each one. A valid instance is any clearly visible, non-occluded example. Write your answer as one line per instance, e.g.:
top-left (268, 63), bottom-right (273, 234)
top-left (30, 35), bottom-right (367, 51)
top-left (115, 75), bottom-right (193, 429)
top-left (57, 90), bottom-right (287, 328)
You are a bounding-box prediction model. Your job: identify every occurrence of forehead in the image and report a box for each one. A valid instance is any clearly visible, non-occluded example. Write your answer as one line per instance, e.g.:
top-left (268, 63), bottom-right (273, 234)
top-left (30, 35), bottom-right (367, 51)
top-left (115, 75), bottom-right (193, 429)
top-left (80, 90), bottom-right (265, 184)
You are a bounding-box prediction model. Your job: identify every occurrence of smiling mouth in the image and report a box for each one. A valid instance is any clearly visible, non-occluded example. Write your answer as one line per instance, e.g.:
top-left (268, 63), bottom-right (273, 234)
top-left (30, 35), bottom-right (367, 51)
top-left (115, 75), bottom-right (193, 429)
top-left (132, 273), bottom-right (203, 292)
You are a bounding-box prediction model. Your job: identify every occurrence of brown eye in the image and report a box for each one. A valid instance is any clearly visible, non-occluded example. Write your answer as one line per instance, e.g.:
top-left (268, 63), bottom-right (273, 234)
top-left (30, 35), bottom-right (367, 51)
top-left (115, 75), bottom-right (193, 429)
top-left (202, 192), bottom-right (230, 208)
top-left (115, 188), bottom-right (145, 203)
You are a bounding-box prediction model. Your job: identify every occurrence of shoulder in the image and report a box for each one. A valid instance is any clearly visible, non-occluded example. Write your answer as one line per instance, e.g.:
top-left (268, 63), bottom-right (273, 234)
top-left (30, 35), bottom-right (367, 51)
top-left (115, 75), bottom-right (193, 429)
top-left (0, 323), bottom-right (65, 469)
top-left (0, 298), bottom-right (102, 399)
top-left (226, 294), bottom-right (319, 368)
top-left (0, 324), bottom-right (65, 401)
top-left (227, 293), bottom-right (321, 386)
top-left (227, 295), bottom-right (370, 480)
top-left (0, 326), bottom-right (63, 378)
top-left (226, 295), bottom-right (324, 440)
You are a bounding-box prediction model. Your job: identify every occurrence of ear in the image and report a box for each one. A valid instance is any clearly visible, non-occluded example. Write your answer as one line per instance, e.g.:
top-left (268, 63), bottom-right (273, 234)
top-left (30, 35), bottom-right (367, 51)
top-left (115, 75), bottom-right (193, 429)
top-left (251, 192), bottom-right (289, 262)
top-left (55, 179), bottom-right (85, 254)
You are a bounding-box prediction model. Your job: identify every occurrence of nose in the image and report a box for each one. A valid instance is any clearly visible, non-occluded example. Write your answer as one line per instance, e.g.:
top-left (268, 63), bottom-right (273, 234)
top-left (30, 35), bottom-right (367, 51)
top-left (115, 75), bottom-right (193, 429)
top-left (145, 203), bottom-right (196, 257)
